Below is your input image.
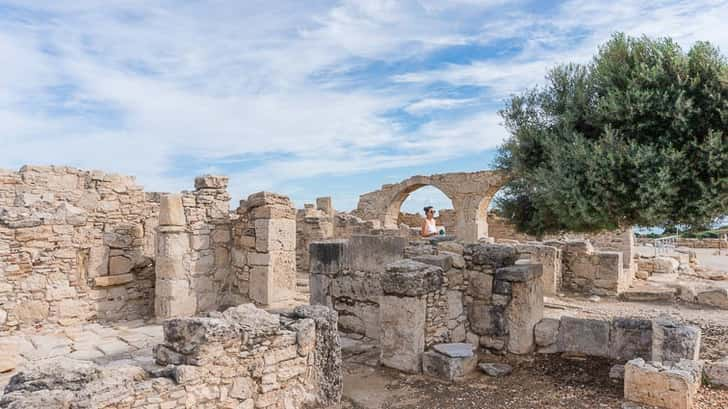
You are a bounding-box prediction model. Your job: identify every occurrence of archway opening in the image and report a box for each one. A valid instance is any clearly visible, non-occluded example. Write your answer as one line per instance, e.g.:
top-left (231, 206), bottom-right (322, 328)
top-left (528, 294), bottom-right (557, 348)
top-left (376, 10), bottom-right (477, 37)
top-left (395, 185), bottom-right (455, 235)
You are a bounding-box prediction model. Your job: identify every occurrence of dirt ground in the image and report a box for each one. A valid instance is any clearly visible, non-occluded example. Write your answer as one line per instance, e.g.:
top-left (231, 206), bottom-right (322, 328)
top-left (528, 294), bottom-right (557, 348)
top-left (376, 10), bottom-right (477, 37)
top-left (339, 290), bottom-right (728, 409)
top-left (340, 340), bottom-right (728, 409)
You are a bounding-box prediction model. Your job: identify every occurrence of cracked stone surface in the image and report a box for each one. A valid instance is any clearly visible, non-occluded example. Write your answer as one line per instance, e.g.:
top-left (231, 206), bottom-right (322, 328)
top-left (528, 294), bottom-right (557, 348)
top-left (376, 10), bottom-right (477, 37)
top-left (0, 320), bottom-right (163, 393)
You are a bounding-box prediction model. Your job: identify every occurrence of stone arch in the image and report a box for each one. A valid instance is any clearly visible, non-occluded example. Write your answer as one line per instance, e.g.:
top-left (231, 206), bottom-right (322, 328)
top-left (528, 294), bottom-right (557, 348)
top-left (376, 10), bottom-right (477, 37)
top-left (355, 170), bottom-right (509, 242)
top-left (382, 177), bottom-right (457, 229)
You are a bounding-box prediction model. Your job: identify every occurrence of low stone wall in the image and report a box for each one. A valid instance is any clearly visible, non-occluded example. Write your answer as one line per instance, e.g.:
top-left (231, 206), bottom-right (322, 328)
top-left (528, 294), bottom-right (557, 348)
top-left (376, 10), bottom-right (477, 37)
top-left (0, 304), bottom-right (342, 408)
top-left (309, 236), bottom-right (545, 357)
top-left (557, 241), bottom-right (631, 296)
top-left (637, 237), bottom-right (728, 249)
top-left (535, 314), bottom-right (701, 363)
top-left (513, 243), bottom-right (562, 296)
top-left (0, 166), bottom-right (161, 333)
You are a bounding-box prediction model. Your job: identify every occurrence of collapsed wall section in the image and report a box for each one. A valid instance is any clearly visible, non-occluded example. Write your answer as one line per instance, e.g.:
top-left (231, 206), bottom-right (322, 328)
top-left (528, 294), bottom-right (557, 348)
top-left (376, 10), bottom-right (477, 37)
top-left (0, 166), bottom-right (160, 333)
top-left (309, 236), bottom-right (544, 358)
top-left (0, 303), bottom-right (342, 409)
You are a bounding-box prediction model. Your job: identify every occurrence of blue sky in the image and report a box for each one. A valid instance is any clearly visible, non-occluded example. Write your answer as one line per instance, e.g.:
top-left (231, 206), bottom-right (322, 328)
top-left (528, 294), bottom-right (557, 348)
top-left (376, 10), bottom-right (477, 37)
top-left (1, 1), bottom-right (727, 213)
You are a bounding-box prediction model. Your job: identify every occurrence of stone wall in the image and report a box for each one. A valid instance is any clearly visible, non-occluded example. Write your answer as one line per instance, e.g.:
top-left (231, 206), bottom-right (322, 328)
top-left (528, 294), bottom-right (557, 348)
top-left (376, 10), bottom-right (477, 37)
top-left (557, 240), bottom-right (632, 296)
top-left (232, 192), bottom-right (297, 306)
top-left (0, 303), bottom-right (343, 408)
top-left (154, 175), bottom-right (235, 320)
top-left (0, 166), bottom-right (160, 333)
top-left (309, 236), bottom-right (544, 357)
top-left (535, 314), bottom-right (701, 363)
top-left (354, 171), bottom-right (509, 242)
top-left (295, 200), bottom-right (334, 274)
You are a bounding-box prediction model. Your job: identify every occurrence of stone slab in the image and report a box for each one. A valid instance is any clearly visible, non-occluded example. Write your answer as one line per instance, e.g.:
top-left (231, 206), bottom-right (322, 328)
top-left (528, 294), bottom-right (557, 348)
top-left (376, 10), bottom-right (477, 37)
top-left (624, 358), bottom-right (702, 409)
top-left (431, 343), bottom-right (475, 358)
top-left (422, 350), bottom-right (477, 382)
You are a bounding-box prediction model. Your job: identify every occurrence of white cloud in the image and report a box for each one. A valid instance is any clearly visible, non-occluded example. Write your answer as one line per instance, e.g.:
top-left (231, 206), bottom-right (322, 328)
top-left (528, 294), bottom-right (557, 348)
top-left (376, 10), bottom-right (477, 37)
top-left (0, 0), bottom-right (726, 205)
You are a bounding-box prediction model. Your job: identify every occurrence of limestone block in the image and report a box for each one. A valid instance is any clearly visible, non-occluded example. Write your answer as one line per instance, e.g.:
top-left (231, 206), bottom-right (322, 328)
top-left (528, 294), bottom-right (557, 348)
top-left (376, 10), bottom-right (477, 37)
top-left (190, 234), bottom-right (210, 250)
top-left (210, 228), bottom-right (231, 243)
top-left (309, 274), bottom-right (331, 307)
top-left (309, 240), bottom-right (347, 275)
top-left (495, 264), bottom-right (543, 283)
top-left (413, 254), bottom-right (452, 271)
top-left (109, 255), bottom-right (133, 275)
top-left (422, 348), bottom-right (476, 382)
top-left (652, 319), bottom-right (701, 364)
top-left (159, 194), bottom-right (185, 226)
top-left (0, 308), bottom-right (7, 326)
top-left (155, 257), bottom-right (186, 280)
top-left (347, 235), bottom-right (406, 273)
top-left (466, 243), bottom-right (519, 268)
top-left (194, 175), bottom-right (229, 190)
top-left (479, 362), bottom-right (513, 377)
top-left (446, 290), bottom-right (463, 321)
top-left (696, 288), bottom-right (728, 309)
top-left (251, 204), bottom-right (296, 220)
top-left (244, 191), bottom-right (292, 210)
top-left (506, 277), bottom-right (543, 354)
top-left (249, 266), bottom-right (273, 305)
top-left (330, 271), bottom-right (382, 303)
top-left (609, 318), bottom-right (652, 362)
top-left (158, 230), bottom-right (189, 258)
top-left (88, 245), bottom-right (109, 277)
top-left (381, 260), bottom-right (443, 297)
top-left (557, 316), bottom-right (610, 357)
top-left (534, 318), bottom-right (560, 348)
top-left (468, 301), bottom-right (505, 336)
top-left (94, 273), bottom-right (134, 287)
top-left (467, 270), bottom-right (493, 301)
top-left (437, 241), bottom-right (464, 255)
top-left (624, 358), bottom-right (702, 409)
top-left (255, 219), bottom-right (296, 252)
top-left (704, 357), bottom-right (728, 388)
top-left (653, 256), bottom-right (680, 274)
top-left (380, 295), bottom-right (426, 373)
top-left (247, 252), bottom-right (271, 266)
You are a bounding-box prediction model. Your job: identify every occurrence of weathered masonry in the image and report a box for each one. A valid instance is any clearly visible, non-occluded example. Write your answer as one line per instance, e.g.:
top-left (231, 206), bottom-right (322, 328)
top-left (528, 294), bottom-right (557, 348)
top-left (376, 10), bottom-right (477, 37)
top-left (0, 304), bottom-right (342, 408)
top-left (309, 236), bottom-right (546, 362)
top-left (354, 171), bottom-right (509, 242)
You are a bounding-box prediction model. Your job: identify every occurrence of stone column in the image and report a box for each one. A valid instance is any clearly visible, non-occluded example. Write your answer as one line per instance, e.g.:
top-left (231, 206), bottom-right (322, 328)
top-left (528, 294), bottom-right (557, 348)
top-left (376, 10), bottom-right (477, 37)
top-left (242, 192), bottom-right (297, 306)
top-left (155, 194), bottom-right (195, 319)
top-left (379, 260), bottom-right (443, 373)
top-left (455, 195), bottom-right (487, 243)
top-left (495, 264), bottom-right (544, 354)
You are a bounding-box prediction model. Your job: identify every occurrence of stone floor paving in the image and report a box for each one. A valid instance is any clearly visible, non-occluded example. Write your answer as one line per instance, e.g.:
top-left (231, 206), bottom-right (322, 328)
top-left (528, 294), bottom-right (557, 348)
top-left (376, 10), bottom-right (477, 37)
top-left (0, 319), bottom-right (163, 393)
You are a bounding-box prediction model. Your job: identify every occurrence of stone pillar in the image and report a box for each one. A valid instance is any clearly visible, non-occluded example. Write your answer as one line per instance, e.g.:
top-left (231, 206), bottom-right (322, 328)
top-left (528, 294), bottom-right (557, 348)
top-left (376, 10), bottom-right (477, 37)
top-left (238, 192), bottom-right (297, 306)
top-left (309, 240), bottom-right (348, 308)
top-left (495, 264), bottom-right (544, 354)
top-left (155, 194), bottom-right (196, 319)
top-left (316, 196), bottom-right (334, 218)
top-left (379, 260), bottom-right (443, 373)
top-left (455, 195), bottom-right (487, 243)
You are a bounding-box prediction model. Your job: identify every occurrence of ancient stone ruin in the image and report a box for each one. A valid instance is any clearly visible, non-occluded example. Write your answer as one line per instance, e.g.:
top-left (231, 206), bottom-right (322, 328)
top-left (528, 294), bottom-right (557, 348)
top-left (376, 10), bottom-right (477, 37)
top-left (1, 165), bottom-right (726, 408)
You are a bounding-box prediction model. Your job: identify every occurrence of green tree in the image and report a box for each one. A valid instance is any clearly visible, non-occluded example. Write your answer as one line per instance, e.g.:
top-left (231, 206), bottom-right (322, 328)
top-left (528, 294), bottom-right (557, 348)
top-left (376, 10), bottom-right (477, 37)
top-left (495, 33), bottom-right (728, 236)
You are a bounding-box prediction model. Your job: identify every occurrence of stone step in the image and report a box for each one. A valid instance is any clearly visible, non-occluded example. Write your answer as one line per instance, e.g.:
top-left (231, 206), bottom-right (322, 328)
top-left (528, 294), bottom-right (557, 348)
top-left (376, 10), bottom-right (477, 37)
top-left (619, 287), bottom-right (677, 302)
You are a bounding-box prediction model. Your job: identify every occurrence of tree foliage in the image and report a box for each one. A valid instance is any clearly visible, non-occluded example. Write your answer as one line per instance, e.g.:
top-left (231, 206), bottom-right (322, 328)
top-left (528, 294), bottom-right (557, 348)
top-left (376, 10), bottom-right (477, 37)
top-left (495, 33), bottom-right (728, 236)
